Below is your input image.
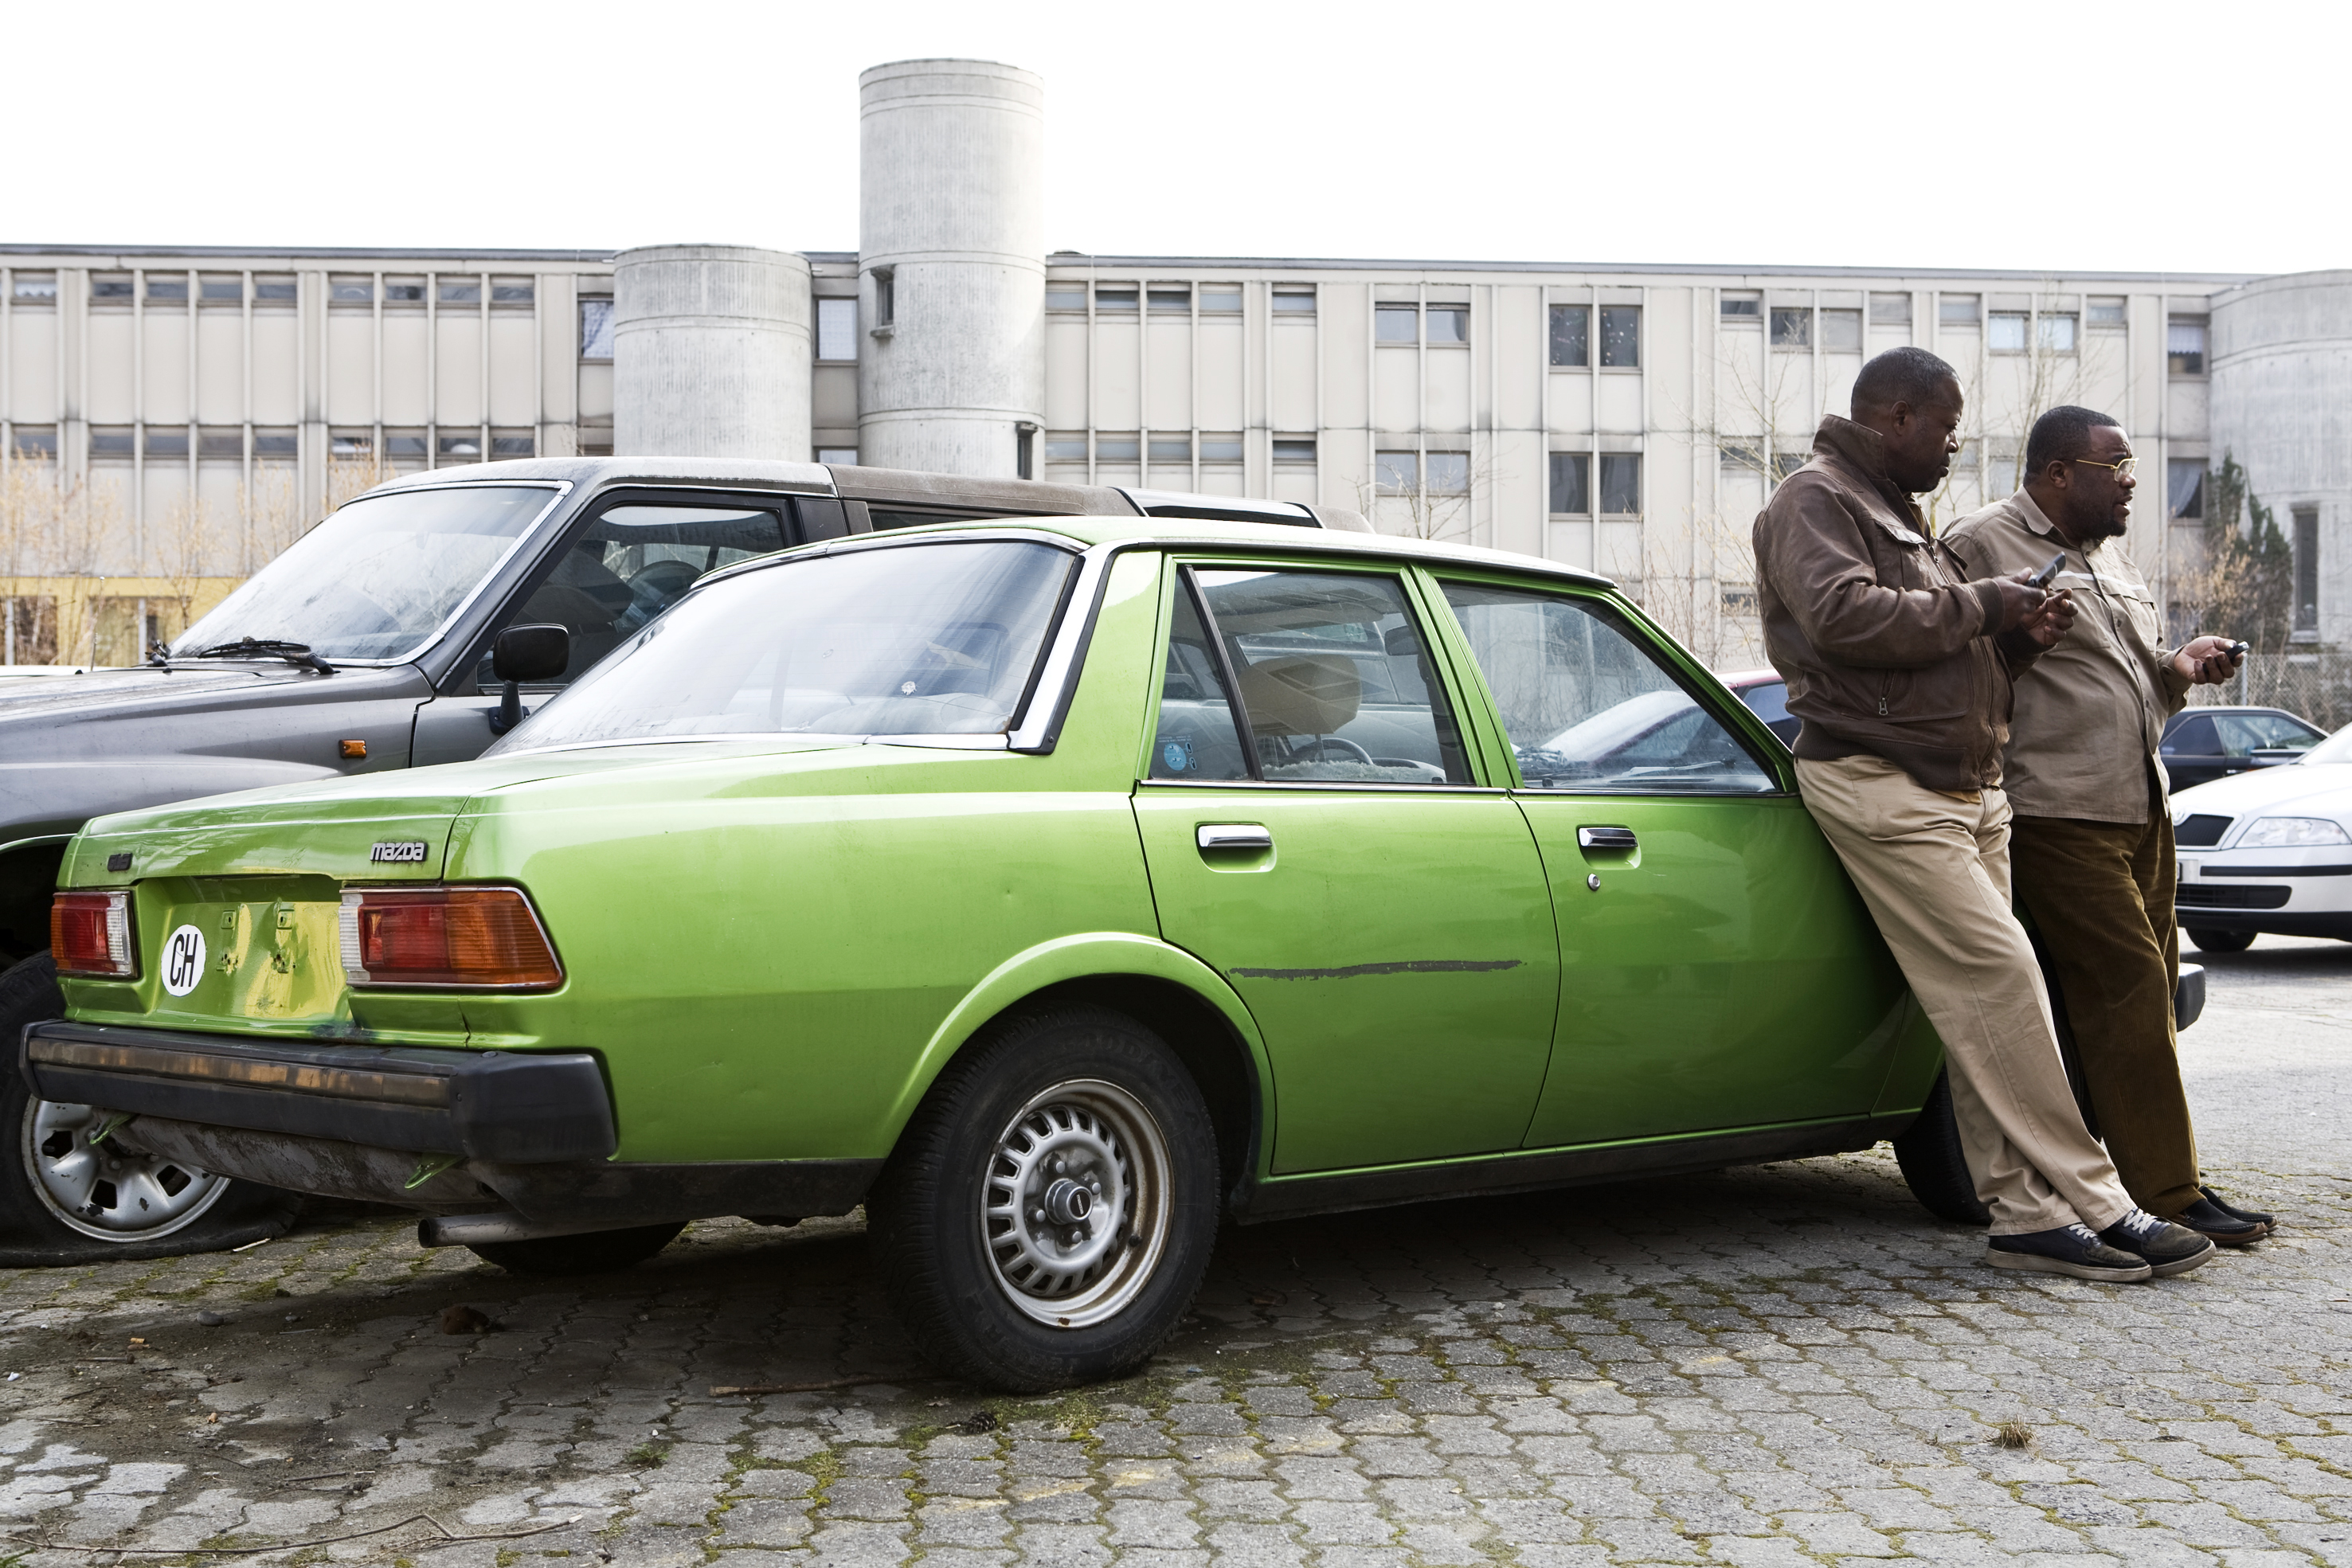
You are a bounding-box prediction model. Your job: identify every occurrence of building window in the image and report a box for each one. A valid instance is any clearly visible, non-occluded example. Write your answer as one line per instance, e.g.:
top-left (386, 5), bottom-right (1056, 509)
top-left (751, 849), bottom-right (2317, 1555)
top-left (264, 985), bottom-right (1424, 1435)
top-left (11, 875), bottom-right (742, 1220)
top-left (1148, 286), bottom-right (1190, 314)
top-left (329, 432), bottom-right (373, 459)
top-left (1270, 288), bottom-right (1316, 315)
top-left (2038, 314), bottom-right (2078, 353)
top-left (254, 428), bottom-right (299, 459)
top-left (873, 268), bottom-right (894, 327)
top-left (1720, 293), bottom-right (1760, 320)
top-left (1770, 307), bottom-right (1811, 348)
top-left (1375, 304), bottom-right (1418, 343)
top-left (147, 275), bottom-right (189, 303)
top-left (383, 278), bottom-right (425, 304)
top-left (1548, 453), bottom-right (1590, 514)
top-left (329, 276), bottom-right (373, 305)
top-left (89, 428), bottom-right (135, 459)
top-left (817, 448), bottom-right (858, 465)
top-left (2167, 459), bottom-right (2205, 519)
top-left (1272, 436), bottom-right (1317, 462)
top-left (254, 275), bottom-right (297, 303)
top-left (1149, 436), bottom-right (1192, 462)
top-left (1599, 307), bottom-right (1640, 368)
top-left (1599, 453), bottom-right (1642, 514)
top-left (1771, 451), bottom-right (1807, 483)
top-left (1046, 284), bottom-right (1086, 311)
top-left (1375, 451), bottom-right (1419, 494)
top-left (491, 277), bottom-right (534, 306)
top-left (1989, 312), bottom-right (2028, 353)
top-left (10, 273), bottom-right (57, 303)
top-left (1939, 294), bottom-right (1979, 328)
top-left (145, 428), bottom-right (190, 457)
top-left (1427, 306), bottom-right (1468, 345)
top-left (10, 427), bottom-right (58, 459)
top-left (579, 299), bottom-right (614, 361)
top-left (1549, 304), bottom-right (1588, 367)
top-left (385, 432), bottom-right (429, 459)
top-left (1200, 433), bottom-right (1243, 462)
top-left (1869, 292), bottom-right (1911, 326)
top-left (90, 273), bottom-right (133, 301)
top-left (2169, 319), bottom-right (2207, 376)
top-left (436, 278), bottom-right (480, 305)
top-left (1821, 309), bottom-right (1862, 350)
top-left (2294, 506), bottom-right (2319, 633)
top-left (491, 431), bottom-right (534, 458)
top-left (1095, 433), bottom-right (1140, 461)
top-left (439, 433), bottom-right (483, 460)
top-left (816, 297), bottom-right (858, 362)
top-left (1426, 451), bottom-right (1470, 493)
top-left (1199, 286), bottom-right (1242, 314)
top-left (199, 275), bottom-right (243, 305)
top-left (1043, 434), bottom-right (1087, 461)
top-left (2087, 295), bottom-right (2126, 327)
top-left (1018, 427), bottom-right (1034, 479)
top-left (198, 428), bottom-right (243, 459)
top-left (1951, 440), bottom-right (1979, 474)
top-left (1094, 286), bottom-right (1138, 313)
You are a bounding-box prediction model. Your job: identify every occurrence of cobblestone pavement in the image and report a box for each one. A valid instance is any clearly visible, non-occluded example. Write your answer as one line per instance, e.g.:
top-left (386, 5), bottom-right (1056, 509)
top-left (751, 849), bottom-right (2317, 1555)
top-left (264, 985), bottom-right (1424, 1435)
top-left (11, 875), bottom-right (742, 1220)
top-left (0, 938), bottom-right (2344, 1567)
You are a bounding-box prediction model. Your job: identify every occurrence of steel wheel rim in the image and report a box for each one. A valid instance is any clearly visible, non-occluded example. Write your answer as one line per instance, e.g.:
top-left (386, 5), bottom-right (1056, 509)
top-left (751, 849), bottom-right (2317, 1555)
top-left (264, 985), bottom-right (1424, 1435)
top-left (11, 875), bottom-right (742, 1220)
top-left (978, 1078), bottom-right (1173, 1329)
top-left (22, 1100), bottom-right (232, 1241)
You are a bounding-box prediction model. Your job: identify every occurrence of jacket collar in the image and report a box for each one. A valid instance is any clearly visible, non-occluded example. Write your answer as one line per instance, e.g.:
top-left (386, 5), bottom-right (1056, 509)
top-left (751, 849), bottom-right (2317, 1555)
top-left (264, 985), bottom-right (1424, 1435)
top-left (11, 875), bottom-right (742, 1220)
top-left (1811, 415), bottom-right (1930, 533)
top-left (2010, 488), bottom-right (2098, 553)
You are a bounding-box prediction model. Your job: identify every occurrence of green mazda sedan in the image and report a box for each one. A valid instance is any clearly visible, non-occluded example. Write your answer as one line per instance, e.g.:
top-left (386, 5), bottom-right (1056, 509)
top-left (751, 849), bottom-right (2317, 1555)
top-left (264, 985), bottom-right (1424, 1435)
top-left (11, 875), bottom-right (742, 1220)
top-left (26, 518), bottom-right (1949, 1389)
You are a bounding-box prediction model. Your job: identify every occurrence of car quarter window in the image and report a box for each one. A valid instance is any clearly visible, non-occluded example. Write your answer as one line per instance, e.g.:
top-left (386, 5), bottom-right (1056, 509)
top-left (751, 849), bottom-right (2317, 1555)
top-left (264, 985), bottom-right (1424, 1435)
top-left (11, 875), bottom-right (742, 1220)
top-left (489, 503), bottom-right (791, 685)
top-left (1153, 566), bottom-right (1473, 784)
top-left (2213, 712), bottom-right (2321, 753)
top-left (2162, 714), bottom-right (2217, 754)
top-left (1437, 581), bottom-right (1778, 794)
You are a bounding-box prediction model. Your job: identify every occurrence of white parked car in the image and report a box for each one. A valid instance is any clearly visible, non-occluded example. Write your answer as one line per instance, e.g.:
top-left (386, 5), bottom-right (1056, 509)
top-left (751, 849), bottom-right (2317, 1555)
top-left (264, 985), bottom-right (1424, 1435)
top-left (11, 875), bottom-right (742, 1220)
top-left (2170, 721), bottom-right (2352, 952)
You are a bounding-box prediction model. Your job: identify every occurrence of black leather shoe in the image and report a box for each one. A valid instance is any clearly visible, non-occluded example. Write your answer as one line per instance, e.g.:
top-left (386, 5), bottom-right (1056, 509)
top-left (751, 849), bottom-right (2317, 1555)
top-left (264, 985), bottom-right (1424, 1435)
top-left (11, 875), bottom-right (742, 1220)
top-left (1987, 1224), bottom-right (2152, 1282)
top-left (2174, 1197), bottom-right (2265, 1247)
top-left (2100, 1209), bottom-right (2217, 1277)
top-left (2201, 1185), bottom-right (2276, 1230)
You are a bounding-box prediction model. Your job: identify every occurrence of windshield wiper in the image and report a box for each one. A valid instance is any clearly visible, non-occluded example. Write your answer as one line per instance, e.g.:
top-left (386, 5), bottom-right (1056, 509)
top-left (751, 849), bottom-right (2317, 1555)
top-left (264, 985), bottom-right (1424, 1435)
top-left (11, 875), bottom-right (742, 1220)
top-left (186, 638), bottom-right (336, 675)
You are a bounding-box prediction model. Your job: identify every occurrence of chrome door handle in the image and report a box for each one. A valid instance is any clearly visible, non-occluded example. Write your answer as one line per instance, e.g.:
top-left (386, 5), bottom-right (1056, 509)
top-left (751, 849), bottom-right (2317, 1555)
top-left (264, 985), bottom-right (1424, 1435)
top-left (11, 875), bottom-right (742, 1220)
top-left (1577, 826), bottom-right (1638, 851)
top-left (1197, 823), bottom-right (1274, 851)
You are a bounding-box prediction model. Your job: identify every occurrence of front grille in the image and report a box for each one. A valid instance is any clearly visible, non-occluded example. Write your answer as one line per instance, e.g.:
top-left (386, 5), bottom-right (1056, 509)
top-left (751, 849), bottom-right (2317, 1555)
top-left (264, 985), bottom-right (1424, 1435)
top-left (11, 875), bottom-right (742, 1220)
top-left (2177, 883), bottom-right (2290, 909)
top-left (2175, 814), bottom-right (2233, 847)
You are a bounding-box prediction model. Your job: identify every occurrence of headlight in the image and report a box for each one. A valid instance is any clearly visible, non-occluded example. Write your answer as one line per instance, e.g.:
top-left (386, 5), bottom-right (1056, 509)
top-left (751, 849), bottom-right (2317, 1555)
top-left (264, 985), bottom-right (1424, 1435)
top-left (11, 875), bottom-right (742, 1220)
top-left (2236, 815), bottom-right (2352, 848)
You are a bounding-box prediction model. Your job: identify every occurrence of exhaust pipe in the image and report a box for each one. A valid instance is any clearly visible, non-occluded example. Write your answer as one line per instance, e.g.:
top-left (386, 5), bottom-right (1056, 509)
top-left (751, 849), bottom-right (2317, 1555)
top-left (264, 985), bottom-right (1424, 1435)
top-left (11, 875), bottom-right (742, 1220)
top-left (418, 1211), bottom-right (652, 1248)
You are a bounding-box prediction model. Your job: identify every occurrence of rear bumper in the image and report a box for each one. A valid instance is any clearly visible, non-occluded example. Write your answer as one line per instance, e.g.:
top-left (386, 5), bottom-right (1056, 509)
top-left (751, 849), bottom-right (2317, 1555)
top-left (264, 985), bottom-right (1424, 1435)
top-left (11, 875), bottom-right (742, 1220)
top-left (20, 1020), bottom-right (616, 1163)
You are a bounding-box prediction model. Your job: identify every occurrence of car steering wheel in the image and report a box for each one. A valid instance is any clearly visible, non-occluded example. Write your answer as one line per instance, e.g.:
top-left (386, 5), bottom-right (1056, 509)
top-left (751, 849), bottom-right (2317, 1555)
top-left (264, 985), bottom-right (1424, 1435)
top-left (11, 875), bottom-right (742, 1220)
top-left (1301, 735), bottom-right (1375, 764)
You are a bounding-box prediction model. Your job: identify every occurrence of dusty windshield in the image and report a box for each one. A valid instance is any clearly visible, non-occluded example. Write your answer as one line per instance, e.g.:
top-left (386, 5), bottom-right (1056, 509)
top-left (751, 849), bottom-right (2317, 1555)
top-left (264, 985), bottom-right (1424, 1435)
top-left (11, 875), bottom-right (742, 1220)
top-left (170, 486), bottom-right (558, 663)
top-left (489, 539), bottom-right (1077, 752)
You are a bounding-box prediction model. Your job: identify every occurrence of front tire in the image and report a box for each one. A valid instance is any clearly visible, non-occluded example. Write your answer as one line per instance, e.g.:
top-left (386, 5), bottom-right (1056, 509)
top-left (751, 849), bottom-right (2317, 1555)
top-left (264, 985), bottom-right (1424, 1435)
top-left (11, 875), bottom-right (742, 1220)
top-left (867, 1004), bottom-right (1219, 1392)
top-left (1890, 1069), bottom-right (1990, 1226)
top-left (2186, 927), bottom-right (2255, 954)
top-left (0, 953), bottom-right (298, 1262)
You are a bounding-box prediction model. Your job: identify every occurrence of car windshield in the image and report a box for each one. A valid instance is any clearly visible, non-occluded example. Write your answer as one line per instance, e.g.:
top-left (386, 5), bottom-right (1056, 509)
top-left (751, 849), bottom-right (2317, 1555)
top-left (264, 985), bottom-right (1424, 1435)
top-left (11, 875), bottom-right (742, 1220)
top-left (2299, 722), bottom-right (2352, 766)
top-left (170, 486), bottom-right (557, 662)
top-left (490, 539), bottom-right (1077, 751)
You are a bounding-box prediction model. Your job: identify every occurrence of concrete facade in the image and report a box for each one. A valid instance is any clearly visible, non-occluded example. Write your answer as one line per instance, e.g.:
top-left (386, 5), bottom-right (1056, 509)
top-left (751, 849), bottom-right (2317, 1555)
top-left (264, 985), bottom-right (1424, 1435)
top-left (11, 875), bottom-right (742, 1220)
top-left (612, 244), bottom-right (812, 463)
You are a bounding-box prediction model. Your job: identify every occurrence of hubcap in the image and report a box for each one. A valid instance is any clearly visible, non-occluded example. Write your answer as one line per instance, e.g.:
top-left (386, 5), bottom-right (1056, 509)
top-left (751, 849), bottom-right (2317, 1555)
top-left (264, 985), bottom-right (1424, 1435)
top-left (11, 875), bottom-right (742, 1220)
top-left (979, 1078), bottom-right (1172, 1328)
top-left (23, 1101), bottom-right (231, 1241)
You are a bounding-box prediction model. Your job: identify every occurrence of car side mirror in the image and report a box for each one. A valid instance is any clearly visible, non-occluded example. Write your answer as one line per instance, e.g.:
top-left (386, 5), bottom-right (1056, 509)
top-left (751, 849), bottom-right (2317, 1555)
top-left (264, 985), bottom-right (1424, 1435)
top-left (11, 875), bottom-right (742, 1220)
top-left (1383, 625), bottom-right (1421, 658)
top-left (487, 624), bottom-right (569, 735)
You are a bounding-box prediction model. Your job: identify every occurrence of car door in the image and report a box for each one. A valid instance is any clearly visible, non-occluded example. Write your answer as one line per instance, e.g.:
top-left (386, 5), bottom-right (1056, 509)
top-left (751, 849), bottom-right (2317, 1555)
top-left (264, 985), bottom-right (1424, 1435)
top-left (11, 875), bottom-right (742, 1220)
top-left (1428, 577), bottom-right (1910, 1148)
top-left (1130, 560), bottom-right (1560, 1174)
top-left (411, 494), bottom-right (797, 764)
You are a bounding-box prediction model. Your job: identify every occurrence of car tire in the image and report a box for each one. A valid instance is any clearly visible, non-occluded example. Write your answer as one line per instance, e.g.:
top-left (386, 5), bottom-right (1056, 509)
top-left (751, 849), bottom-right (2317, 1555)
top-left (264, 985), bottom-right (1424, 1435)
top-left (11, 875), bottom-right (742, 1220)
top-left (2185, 927), bottom-right (2255, 954)
top-left (867, 1003), bottom-right (1220, 1393)
top-left (0, 952), bottom-right (301, 1265)
top-left (466, 1222), bottom-right (686, 1276)
top-left (1890, 1069), bottom-right (1990, 1227)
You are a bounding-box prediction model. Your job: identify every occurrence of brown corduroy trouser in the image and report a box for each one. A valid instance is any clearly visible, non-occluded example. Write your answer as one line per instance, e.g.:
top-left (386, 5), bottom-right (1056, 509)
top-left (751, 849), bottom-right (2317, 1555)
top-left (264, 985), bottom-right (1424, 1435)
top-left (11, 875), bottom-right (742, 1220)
top-left (2009, 799), bottom-right (2203, 1218)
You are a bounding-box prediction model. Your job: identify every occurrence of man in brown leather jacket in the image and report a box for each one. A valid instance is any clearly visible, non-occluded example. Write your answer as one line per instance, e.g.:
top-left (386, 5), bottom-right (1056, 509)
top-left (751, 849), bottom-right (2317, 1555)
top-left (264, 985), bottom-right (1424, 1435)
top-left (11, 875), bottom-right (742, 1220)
top-left (1755, 347), bottom-right (2213, 1283)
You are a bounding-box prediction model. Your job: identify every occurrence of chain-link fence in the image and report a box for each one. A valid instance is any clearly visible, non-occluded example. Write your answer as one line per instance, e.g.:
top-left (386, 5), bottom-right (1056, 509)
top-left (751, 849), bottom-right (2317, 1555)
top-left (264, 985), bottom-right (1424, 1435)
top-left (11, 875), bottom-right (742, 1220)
top-left (2184, 650), bottom-right (2352, 733)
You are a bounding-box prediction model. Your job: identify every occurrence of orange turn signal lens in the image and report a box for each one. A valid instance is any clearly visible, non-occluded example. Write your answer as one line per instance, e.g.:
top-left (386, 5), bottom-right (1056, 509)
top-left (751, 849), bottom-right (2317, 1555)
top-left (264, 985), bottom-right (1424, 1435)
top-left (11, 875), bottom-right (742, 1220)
top-left (337, 886), bottom-right (563, 990)
top-left (53, 891), bottom-right (135, 979)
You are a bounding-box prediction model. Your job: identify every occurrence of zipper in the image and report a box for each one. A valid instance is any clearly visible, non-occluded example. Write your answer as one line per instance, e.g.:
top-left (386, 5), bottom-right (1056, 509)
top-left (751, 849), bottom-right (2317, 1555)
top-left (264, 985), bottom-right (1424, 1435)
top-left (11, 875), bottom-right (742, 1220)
top-left (1877, 670), bottom-right (1892, 717)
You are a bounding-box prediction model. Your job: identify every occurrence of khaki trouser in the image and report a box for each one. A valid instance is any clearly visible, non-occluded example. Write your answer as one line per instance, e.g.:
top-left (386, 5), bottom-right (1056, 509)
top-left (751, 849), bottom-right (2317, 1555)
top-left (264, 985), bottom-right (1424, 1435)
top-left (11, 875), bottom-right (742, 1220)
top-left (1796, 753), bottom-right (2135, 1235)
top-left (2011, 802), bottom-right (2203, 1218)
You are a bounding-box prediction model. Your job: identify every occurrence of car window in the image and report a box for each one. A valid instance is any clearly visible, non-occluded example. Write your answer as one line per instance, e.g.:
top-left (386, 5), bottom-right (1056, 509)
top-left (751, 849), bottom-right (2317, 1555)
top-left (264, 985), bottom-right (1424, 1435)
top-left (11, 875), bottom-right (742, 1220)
top-left (2213, 712), bottom-right (2321, 754)
top-left (1149, 581), bottom-right (1251, 781)
top-left (1735, 679), bottom-right (1798, 745)
top-left (487, 503), bottom-right (790, 685)
top-left (1438, 581), bottom-right (1777, 794)
top-left (1175, 568), bottom-right (1472, 784)
top-left (2162, 714), bottom-right (2217, 754)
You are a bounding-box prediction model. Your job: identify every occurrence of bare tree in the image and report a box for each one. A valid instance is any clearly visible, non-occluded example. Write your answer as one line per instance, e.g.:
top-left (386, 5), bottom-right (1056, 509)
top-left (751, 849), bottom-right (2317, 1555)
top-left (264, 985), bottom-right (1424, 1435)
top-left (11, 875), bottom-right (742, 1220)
top-left (1351, 444), bottom-right (1501, 545)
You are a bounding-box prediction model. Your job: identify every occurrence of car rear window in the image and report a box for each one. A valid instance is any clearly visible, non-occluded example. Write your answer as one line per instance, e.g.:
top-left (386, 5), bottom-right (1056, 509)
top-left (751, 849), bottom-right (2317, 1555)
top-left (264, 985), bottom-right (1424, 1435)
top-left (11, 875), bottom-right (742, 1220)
top-left (489, 540), bottom-right (1077, 751)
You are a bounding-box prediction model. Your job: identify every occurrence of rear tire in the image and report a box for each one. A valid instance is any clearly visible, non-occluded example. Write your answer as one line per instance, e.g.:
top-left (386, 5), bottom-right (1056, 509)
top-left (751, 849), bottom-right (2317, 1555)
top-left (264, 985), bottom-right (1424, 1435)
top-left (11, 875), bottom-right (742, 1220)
top-left (867, 1004), bottom-right (1219, 1392)
top-left (2186, 927), bottom-right (2255, 954)
top-left (0, 952), bottom-right (299, 1263)
top-left (466, 1222), bottom-right (685, 1276)
top-left (1891, 1069), bottom-right (1990, 1226)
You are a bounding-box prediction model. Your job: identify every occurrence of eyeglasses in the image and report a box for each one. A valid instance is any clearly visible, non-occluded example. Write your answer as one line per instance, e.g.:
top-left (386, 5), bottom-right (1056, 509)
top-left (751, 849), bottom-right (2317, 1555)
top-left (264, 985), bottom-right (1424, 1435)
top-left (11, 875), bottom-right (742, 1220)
top-left (2072, 456), bottom-right (2139, 480)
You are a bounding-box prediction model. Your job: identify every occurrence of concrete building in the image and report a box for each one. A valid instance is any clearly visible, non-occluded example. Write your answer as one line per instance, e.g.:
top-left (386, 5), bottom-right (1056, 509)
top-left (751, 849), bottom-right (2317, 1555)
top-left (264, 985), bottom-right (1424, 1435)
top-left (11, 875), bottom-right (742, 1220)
top-left (0, 55), bottom-right (2339, 669)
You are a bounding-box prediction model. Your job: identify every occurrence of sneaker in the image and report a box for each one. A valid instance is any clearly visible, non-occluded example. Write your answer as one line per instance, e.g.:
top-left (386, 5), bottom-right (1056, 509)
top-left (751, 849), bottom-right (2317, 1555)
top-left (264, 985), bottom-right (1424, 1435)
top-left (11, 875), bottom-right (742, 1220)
top-left (2201, 1185), bottom-right (2276, 1230)
top-left (2100, 1209), bottom-right (2217, 1277)
top-left (1987, 1223), bottom-right (2153, 1282)
top-left (2174, 1197), bottom-right (2266, 1247)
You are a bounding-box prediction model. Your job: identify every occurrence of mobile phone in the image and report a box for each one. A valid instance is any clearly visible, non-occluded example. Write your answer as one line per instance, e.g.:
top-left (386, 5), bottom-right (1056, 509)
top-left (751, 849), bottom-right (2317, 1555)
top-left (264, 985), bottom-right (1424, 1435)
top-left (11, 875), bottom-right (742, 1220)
top-left (2225, 640), bottom-right (2250, 661)
top-left (2027, 552), bottom-right (2066, 590)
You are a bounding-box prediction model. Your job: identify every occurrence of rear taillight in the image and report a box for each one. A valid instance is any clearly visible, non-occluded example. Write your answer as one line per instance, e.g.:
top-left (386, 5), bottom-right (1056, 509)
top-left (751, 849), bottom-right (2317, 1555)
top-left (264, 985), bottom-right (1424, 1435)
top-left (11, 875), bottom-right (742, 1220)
top-left (338, 886), bottom-right (564, 990)
top-left (53, 891), bottom-right (135, 979)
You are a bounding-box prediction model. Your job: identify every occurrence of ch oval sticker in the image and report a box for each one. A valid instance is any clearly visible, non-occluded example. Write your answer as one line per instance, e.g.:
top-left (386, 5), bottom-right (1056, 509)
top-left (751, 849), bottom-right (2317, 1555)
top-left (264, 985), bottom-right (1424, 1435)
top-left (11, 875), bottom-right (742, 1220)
top-left (161, 924), bottom-right (208, 997)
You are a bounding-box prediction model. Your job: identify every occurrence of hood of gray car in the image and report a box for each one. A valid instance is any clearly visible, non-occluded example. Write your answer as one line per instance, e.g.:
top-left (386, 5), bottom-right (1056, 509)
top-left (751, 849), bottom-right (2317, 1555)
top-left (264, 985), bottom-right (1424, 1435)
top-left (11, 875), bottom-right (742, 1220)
top-left (0, 663), bottom-right (311, 720)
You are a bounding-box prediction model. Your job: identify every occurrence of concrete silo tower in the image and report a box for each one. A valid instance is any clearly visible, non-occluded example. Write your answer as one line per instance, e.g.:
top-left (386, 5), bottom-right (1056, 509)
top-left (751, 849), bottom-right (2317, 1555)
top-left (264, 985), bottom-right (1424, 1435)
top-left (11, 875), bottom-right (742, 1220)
top-left (857, 60), bottom-right (1047, 477)
top-left (612, 244), bottom-right (813, 459)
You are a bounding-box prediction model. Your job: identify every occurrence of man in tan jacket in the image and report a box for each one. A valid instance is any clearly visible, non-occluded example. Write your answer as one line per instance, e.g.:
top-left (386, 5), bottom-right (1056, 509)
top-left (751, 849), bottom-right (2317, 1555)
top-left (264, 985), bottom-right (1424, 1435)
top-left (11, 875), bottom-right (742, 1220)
top-left (1755, 347), bottom-right (2213, 1282)
top-left (1946, 405), bottom-right (2272, 1246)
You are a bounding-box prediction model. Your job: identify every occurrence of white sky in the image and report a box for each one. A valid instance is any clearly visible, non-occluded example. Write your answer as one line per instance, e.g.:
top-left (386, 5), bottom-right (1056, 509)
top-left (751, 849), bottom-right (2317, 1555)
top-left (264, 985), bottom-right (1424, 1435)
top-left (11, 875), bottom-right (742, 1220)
top-left (7, 0), bottom-right (2342, 277)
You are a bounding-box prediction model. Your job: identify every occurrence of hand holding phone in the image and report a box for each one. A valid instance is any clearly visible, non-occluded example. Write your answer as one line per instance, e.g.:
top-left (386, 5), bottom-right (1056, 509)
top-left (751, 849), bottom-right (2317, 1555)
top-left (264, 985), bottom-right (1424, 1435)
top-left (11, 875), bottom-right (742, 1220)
top-left (2027, 551), bottom-right (2066, 590)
